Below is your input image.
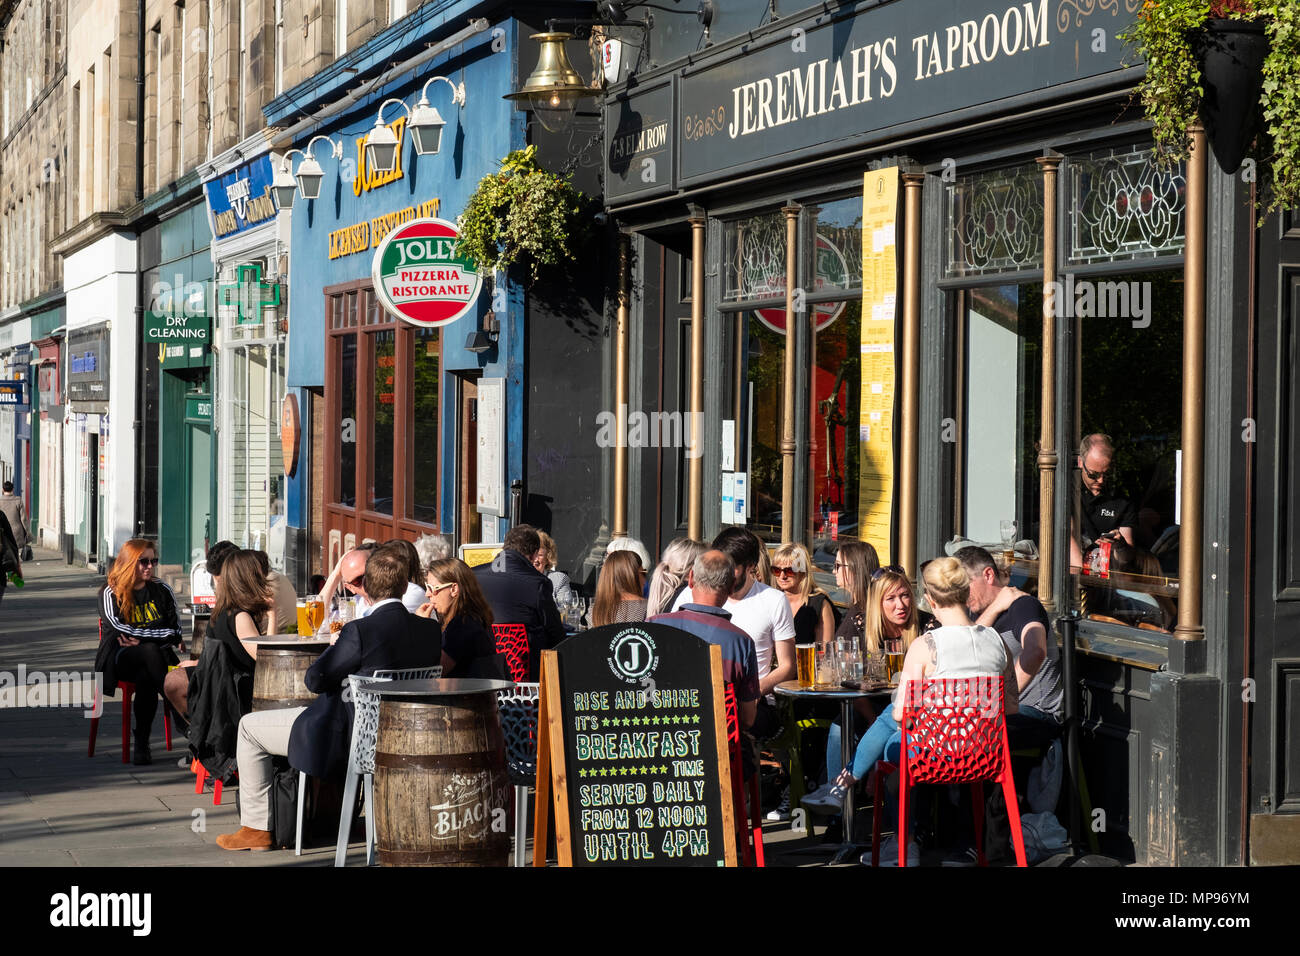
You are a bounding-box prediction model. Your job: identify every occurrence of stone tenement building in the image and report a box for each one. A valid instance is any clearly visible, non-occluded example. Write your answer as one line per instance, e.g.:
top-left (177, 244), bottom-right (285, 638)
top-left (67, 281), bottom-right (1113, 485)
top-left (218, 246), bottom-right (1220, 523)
top-left (0, 0), bottom-right (67, 312)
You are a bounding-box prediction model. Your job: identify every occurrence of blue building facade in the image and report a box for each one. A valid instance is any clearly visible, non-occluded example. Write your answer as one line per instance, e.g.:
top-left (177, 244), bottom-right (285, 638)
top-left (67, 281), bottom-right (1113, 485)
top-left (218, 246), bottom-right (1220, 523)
top-left (266, 4), bottom-right (530, 584)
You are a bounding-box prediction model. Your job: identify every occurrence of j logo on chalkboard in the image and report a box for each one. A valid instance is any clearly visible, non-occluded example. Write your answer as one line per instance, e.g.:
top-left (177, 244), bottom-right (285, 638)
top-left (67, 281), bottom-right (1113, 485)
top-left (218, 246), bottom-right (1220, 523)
top-left (607, 629), bottom-right (658, 684)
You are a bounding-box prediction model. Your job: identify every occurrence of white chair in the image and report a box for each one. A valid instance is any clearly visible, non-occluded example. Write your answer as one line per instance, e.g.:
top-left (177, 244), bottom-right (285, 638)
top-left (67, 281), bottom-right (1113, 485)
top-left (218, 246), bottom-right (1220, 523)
top-left (496, 683), bottom-right (541, 867)
top-left (292, 666), bottom-right (441, 859)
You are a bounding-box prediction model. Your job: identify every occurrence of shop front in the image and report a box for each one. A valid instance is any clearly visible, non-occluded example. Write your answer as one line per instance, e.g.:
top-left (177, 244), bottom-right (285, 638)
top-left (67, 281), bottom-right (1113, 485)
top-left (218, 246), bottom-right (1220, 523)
top-left (139, 202), bottom-right (215, 572)
top-left (64, 323), bottom-right (112, 566)
top-left (32, 330), bottom-right (63, 549)
top-left (601, 0), bottom-right (1279, 864)
top-left (266, 8), bottom-right (529, 587)
top-left (203, 149), bottom-right (290, 568)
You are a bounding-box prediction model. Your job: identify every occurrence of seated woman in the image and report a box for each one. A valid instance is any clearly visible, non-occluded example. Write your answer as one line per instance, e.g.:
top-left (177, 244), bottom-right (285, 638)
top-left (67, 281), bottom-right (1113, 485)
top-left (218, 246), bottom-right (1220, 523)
top-left (805, 560), bottom-right (918, 808)
top-left (807, 558), bottom-right (1016, 815)
top-left (416, 557), bottom-right (504, 679)
top-left (165, 549), bottom-right (269, 719)
top-left (95, 538), bottom-right (183, 765)
top-left (772, 542), bottom-right (836, 646)
top-left (646, 538), bottom-right (706, 617)
top-left (533, 531), bottom-right (574, 606)
top-left (590, 550), bottom-right (648, 626)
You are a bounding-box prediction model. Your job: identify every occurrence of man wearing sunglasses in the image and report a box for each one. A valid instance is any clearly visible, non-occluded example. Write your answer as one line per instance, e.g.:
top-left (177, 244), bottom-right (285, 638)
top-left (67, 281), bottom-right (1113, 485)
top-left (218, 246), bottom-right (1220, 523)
top-left (1070, 433), bottom-right (1136, 568)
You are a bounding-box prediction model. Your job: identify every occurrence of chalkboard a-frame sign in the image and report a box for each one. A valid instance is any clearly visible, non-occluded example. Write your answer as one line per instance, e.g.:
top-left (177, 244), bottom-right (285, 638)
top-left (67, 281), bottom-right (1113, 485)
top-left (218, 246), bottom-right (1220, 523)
top-left (534, 622), bottom-right (737, 867)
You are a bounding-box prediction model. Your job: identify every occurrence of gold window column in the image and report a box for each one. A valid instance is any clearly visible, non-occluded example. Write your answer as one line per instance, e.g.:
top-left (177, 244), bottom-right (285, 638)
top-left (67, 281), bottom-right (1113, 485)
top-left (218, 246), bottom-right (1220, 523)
top-left (898, 174), bottom-right (924, 581)
top-left (1036, 155), bottom-right (1061, 613)
top-left (1174, 125), bottom-right (1207, 642)
top-left (780, 202), bottom-right (800, 544)
top-left (688, 208), bottom-right (707, 541)
top-left (612, 233), bottom-right (630, 540)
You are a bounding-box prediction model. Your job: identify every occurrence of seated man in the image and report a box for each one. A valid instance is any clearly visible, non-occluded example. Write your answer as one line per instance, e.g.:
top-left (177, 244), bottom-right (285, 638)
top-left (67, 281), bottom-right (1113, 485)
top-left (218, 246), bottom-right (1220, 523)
top-left (215, 549), bottom-right (441, 850)
top-left (650, 549), bottom-right (760, 731)
top-left (956, 545), bottom-right (1061, 751)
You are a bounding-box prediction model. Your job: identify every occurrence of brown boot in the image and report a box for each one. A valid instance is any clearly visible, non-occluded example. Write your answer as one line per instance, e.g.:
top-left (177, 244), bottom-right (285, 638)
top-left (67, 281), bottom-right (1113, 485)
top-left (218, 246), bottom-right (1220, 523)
top-left (215, 826), bottom-right (272, 851)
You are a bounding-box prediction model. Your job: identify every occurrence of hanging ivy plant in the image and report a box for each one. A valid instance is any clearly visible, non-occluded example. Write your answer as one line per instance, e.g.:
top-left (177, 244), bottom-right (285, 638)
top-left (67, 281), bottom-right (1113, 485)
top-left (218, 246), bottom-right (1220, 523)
top-left (456, 146), bottom-right (596, 285)
top-left (1119, 0), bottom-right (1300, 214)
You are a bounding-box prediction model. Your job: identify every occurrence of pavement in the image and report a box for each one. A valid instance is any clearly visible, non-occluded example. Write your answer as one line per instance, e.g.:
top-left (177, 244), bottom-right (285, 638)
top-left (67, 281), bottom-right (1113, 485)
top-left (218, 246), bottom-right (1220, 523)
top-left (0, 549), bottom-right (334, 867)
top-left (0, 549), bottom-right (1098, 869)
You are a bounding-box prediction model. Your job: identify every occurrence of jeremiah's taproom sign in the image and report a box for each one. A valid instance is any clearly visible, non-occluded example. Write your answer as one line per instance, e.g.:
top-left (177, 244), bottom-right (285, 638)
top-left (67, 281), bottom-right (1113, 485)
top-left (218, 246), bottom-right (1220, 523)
top-left (606, 0), bottom-right (1137, 195)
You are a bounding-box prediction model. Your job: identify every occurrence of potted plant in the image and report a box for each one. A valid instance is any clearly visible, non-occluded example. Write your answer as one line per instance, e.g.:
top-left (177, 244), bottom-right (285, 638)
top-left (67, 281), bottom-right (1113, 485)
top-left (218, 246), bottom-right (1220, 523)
top-left (457, 146), bottom-right (597, 286)
top-left (1121, 0), bottom-right (1300, 212)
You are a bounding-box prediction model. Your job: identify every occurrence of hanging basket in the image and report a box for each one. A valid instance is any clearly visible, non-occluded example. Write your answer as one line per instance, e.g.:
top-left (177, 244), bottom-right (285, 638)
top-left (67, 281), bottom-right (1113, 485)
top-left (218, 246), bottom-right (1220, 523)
top-left (1193, 18), bottom-right (1271, 174)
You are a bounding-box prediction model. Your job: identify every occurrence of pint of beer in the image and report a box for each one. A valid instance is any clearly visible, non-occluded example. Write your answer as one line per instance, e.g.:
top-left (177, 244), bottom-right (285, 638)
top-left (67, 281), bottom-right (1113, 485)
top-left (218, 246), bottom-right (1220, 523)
top-left (796, 644), bottom-right (816, 688)
top-left (884, 638), bottom-right (905, 682)
top-left (296, 601), bottom-right (312, 637)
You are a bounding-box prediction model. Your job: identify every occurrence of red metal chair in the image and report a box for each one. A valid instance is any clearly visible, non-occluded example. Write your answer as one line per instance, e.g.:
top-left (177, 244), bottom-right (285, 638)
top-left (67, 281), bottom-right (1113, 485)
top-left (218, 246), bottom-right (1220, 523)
top-left (88, 621), bottom-right (173, 763)
top-left (870, 676), bottom-right (1027, 867)
top-left (492, 623), bottom-right (530, 683)
top-left (724, 685), bottom-right (764, 867)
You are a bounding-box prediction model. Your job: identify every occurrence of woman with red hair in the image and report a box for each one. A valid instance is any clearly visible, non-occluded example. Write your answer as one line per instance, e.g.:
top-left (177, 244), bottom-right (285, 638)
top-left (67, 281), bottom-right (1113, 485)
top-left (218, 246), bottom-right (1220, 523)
top-left (94, 538), bottom-right (182, 764)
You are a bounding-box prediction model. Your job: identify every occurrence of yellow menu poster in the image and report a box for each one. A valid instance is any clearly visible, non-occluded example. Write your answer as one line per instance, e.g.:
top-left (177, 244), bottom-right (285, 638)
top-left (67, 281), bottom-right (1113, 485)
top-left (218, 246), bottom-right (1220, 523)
top-left (858, 169), bottom-right (899, 564)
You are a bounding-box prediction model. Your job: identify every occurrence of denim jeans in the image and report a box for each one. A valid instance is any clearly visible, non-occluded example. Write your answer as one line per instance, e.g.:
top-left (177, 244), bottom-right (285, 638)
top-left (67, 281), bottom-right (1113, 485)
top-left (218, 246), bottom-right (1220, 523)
top-left (826, 710), bottom-right (903, 781)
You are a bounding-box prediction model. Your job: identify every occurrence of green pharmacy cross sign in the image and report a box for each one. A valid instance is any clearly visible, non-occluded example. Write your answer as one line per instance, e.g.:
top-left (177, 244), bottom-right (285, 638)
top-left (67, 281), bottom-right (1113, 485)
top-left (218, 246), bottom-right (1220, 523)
top-left (218, 263), bottom-right (282, 324)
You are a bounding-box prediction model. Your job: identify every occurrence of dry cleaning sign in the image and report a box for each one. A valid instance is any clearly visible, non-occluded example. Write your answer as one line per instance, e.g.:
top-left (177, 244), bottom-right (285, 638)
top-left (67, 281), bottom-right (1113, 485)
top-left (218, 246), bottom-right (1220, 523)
top-left (371, 217), bottom-right (483, 327)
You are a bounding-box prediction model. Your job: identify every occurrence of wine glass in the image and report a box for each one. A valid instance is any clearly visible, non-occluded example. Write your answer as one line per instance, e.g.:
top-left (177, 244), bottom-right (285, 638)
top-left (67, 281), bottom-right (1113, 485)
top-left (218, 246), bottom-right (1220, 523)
top-left (1000, 520), bottom-right (1017, 564)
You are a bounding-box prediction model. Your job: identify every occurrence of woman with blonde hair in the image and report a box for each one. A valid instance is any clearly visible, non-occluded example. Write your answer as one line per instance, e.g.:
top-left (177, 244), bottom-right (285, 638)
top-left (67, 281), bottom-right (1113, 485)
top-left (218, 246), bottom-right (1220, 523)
top-left (94, 538), bottom-right (183, 765)
top-left (830, 540), bottom-right (880, 645)
top-left (591, 550), bottom-right (648, 626)
top-left (532, 530), bottom-right (574, 605)
top-left (804, 557), bottom-right (1014, 823)
top-left (646, 537), bottom-right (706, 616)
top-left (771, 542), bottom-right (835, 646)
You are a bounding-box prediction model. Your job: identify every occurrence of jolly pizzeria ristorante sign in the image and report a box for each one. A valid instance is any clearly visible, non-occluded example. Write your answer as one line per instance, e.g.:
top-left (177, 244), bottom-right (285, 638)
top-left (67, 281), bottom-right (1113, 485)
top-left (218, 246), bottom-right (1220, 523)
top-left (371, 217), bottom-right (483, 327)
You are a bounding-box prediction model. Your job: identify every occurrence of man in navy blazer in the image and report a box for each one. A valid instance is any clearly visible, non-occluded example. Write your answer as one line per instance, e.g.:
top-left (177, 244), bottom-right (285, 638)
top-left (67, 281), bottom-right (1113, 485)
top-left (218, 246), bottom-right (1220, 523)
top-left (216, 549), bottom-right (441, 851)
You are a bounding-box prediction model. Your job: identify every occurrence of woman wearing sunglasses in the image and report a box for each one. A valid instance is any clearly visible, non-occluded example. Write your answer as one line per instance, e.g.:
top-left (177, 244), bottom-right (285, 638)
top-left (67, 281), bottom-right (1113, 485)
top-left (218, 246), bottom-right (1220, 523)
top-left (415, 557), bottom-right (503, 679)
top-left (805, 556), bottom-right (925, 814)
top-left (95, 538), bottom-right (183, 765)
top-left (771, 542), bottom-right (835, 646)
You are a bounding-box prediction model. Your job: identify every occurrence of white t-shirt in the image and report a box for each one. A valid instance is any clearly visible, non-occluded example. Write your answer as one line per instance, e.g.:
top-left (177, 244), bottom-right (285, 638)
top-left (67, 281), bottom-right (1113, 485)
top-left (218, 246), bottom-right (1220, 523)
top-left (672, 577), bottom-right (795, 680)
top-left (357, 582), bottom-right (425, 618)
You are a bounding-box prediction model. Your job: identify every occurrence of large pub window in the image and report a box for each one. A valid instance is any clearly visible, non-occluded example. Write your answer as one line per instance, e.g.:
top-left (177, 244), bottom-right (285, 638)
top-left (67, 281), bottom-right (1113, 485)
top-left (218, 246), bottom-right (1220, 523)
top-left (943, 145), bottom-right (1186, 634)
top-left (325, 282), bottom-right (442, 544)
top-left (720, 199), bottom-right (865, 572)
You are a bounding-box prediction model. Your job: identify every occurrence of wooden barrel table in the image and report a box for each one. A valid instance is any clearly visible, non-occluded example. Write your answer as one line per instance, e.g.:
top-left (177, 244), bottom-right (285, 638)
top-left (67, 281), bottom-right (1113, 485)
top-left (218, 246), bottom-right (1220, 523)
top-left (245, 637), bottom-right (332, 712)
top-left (368, 678), bottom-right (515, 867)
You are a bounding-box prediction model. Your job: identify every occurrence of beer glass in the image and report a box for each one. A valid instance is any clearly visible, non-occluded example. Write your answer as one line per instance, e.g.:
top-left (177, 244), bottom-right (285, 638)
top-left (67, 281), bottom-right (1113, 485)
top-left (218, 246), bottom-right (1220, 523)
top-left (884, 638), bottom-right (905, 682)
top-left (295, 600), bottom-right (312, 638)
top-left (796, 644), bottom-right (816, 688)
top-left (815, 643), bottom-right (838, 687)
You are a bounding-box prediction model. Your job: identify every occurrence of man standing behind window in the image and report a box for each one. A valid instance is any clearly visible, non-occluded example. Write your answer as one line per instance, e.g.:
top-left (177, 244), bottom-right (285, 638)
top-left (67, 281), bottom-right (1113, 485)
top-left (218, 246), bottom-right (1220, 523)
top-left (1070, 433), bottom-right (1136, 568)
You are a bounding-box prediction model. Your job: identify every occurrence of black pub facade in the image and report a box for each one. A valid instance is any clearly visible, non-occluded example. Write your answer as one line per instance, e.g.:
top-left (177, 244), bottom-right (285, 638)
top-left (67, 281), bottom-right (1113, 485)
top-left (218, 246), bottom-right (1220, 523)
top-left (593, 0), bottom-right (1298, 865)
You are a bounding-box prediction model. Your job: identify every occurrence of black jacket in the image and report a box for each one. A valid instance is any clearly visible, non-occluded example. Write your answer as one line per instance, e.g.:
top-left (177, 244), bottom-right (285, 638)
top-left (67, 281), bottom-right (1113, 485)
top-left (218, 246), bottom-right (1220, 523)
top-left (188, 639), bottom-right (252, 783)
top-left (287, 601), bottom-right (441, 780)
top-left (0, 510), bottom-right (18, 577)
top-left (95, 581), bottom-right (183, 694)
top-left (473, 550), bottom-right (565, 681)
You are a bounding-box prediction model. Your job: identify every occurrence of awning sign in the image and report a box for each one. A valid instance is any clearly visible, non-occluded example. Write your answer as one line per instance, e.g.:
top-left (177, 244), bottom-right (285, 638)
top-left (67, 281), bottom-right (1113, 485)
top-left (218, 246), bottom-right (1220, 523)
top-left (371, 217), bottom-right (482, 327)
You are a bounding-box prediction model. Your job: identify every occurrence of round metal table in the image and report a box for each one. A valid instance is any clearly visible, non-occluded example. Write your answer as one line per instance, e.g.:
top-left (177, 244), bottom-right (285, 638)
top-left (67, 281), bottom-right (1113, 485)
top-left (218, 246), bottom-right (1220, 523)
top-left (775, 679), bottom-right (894, 864)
